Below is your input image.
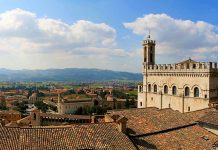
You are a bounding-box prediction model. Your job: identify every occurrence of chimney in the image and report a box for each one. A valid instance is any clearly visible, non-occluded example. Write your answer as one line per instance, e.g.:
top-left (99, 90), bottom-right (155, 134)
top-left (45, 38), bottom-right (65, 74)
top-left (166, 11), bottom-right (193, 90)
top-left (91, 113), bottom-right (95, 123)
top-left (104, 114), bottom-right (128, 133)
top-left (116, 115), bottom-right (128, 133)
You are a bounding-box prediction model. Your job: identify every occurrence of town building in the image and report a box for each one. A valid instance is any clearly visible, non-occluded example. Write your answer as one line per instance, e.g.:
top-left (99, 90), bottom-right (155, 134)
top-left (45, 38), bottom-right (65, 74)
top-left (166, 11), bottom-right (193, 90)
top-left (15, 108), bottom-right (92, 126)
top-left (28, 93), bottom-right (41, 104)
top-left (57, 94), bottom-right (97, 114)
top-left (138, 35), bottom-right (218, 112)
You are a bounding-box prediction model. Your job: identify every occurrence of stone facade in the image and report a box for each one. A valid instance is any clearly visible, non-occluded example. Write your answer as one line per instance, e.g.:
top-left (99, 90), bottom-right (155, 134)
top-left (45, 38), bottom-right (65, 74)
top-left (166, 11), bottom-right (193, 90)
top-left (57, 94), bottom-right (95, 114)
top-left (138, 35), bottom-right (218, 112)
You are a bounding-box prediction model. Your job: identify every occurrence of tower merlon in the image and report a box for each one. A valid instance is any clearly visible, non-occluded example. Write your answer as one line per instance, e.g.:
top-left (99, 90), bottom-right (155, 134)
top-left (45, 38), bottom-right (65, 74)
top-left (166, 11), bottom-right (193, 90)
top-left (143, 62), bottom-right (218, 72)
top-left (143, 39), bottom-right (156, 45)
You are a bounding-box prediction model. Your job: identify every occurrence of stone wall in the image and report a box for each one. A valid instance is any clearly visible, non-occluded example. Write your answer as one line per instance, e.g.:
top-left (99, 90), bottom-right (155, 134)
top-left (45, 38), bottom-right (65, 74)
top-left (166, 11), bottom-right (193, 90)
top-left (138, 69), bottom-right (213, 112)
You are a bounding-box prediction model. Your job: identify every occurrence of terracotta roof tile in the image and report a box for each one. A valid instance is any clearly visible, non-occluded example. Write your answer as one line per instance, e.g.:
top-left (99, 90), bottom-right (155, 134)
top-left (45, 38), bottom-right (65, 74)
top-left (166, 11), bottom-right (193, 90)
top-left (198, 110), bottom-right (218, 126)
top-left (132, 125), bottom-right (218, 150)
top-left (185, 107), bottom-right (216, 122)
top-left (108, 107), bottom-right (194, 135)
top-left (0, 123), bottom-right (136, 150)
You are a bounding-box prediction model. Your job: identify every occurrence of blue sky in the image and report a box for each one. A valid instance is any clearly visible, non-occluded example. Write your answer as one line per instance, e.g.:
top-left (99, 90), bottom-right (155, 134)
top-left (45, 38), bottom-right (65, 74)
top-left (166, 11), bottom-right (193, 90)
top-left (0, 0), bottom-right (218, 72)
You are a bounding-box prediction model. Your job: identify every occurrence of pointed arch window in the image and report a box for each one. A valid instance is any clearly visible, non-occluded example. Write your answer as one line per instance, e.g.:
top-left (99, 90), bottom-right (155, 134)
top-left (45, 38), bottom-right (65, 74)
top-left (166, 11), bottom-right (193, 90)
top-left (172, 86), bottom-right (177, 95)
top-left (185, 87), bottom-right (190, 96)
top-left (194, 87), bottom-right (199, 97)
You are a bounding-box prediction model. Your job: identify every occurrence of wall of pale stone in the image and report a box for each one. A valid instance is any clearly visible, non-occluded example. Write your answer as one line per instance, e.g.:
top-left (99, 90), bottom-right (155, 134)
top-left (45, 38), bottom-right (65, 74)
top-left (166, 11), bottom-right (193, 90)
top-left (209, 76), bottom-right (218, 98)
top-left (143, 73), bottom-right (210, 98)
top-left (58, 102), bottom-right (93, 114)
top-left (137, 92), bottom-right (146, 108)
top-left (137, 71), bottom-right (211, 112)
top-left (145, 93), bottom-right (209, 112)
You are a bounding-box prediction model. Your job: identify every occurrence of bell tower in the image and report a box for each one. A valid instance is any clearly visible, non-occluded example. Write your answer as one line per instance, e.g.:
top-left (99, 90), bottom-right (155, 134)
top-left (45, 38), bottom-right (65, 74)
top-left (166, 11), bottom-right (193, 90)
top-left (143, 34), bottom-right (156, 66)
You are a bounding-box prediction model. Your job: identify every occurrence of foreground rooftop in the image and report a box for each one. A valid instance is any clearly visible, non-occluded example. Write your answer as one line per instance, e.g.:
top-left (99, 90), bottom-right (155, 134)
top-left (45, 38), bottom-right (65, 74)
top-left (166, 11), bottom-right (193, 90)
top-left (0, 123), bottom-right (136, 150)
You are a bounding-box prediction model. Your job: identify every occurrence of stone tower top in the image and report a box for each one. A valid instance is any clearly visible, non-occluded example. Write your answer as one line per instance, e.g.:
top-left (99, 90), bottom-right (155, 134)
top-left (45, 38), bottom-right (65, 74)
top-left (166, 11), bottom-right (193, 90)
top-left (143, 34), bottom-right (156, 65)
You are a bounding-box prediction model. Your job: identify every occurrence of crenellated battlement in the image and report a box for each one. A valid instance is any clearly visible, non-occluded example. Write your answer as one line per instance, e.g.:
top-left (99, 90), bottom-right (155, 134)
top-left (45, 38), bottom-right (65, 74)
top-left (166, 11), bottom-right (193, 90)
top-left (143, 39), bottom-right (156, 45)
top-left (143, 62), bottom-right (218, 72)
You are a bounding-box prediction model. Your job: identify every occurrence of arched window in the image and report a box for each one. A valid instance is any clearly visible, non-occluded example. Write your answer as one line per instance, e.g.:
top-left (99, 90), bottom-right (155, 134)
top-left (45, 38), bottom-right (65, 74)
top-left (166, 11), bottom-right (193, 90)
top-left (144, 47), bottom-right (147, 62)
top-left (188, 106), bottom-right (191, 111)
top-left (164, 85), bottom-right (168, 94)
top-left (185, 87), bottom-right (190, 96)
top-left (172, 86), bottom-right (177, 95)
top-left (150, 53), bottom-right (153, 63)
top-left (194, 87), bottom-right (199, 97)
top-left (148, 84), bottom-right (151, 92)
top-left (154, 84), bottom-right (157, 93)
top-left (139, 86), bottom-right (142, 92)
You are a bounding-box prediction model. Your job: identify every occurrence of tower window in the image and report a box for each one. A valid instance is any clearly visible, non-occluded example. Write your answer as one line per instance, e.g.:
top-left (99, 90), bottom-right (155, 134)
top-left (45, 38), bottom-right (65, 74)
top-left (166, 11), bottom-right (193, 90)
top-left (139, 86), bottom-right (142, 92)
top-left (187, 64), bottom-right (190, 69)
top-left (169, 104), bottom-right (171, 108)
top-left (188, 106), bottom-right (191, 111)
top-left (172, 86), bottom-right (177, 95)
top-left (144, 47), bottom-right (147, 62)
top-left (154, 85), bottom-right (157, 93)
top-left (185, 87), bottom-right (190, 96)
top-left (205, 94), bottom-right (207, 98)
top-left (194, 87), bottom-right (200, 97)
top-left (140, 102), bottom-right (142, 106)
top-left (193, 64), bottom-right (196, 69)
top-left (148, 84), bottom-right (151, 92)
top-left (150, 53), bottom-right (153, 63)
top-left (164, 85), bottom-right (168, 94)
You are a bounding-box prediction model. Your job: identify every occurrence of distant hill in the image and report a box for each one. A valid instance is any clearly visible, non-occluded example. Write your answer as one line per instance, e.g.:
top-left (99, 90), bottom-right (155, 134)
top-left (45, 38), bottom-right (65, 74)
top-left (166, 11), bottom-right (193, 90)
top-left (0, 68), bottom-right (142, 82)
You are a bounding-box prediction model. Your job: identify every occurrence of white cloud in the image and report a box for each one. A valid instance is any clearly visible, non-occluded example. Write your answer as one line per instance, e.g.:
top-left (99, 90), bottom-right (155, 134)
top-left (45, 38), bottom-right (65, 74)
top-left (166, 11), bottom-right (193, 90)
top-left (124, 13), bottom-right (218, 63)
top-left (0, 8), bottom-right (143, 72)
top-left (0, 8), bottom-right (120, 55)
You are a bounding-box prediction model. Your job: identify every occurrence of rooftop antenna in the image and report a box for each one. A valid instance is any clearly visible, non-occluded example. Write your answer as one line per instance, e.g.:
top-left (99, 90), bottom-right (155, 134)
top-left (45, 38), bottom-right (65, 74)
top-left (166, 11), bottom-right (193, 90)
top-left (147, 29), bottom-right (151, 39)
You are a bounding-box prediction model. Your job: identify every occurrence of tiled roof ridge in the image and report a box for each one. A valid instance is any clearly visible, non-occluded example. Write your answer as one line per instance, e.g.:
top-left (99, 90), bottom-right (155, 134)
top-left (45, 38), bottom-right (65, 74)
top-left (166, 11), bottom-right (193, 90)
top-left (129, 123), bottom-right (197, 137)
top-left (2, 122), bottom-right (116, 129)
top-left (108, 107), bottom-right (159, 112)
top-left (40, 113), bottom-right (91, 119)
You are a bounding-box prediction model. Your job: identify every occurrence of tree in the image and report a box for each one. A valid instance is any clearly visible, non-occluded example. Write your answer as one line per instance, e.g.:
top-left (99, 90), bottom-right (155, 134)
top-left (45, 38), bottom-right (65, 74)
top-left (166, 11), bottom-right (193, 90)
top-left (74, 107), bottom-right (83, 115)
top-left (36, 91), bottom-right (45, 97)
top-left (13, 100), bottom-right (28, 114)
top-left (74, 105), bottom-right (107, 115)
top-left (116, 103), bottom-right (122, 109)
top-left (99, 91), bottom-right (108, 99)
top-left (34, 101), bottom-right (48, 113)
top-left (130, 98), bottom-right (135, 107)
top-left (125, 99), bottom-right (130, 108)
top-left (78, 90), bottom-right (85, 94)
top-left (27, 90), bottom-right (33, 99)
top-left (0, 98), bottom-right (7, 110)
top-left (112, 90), bottom-right (129, 99)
